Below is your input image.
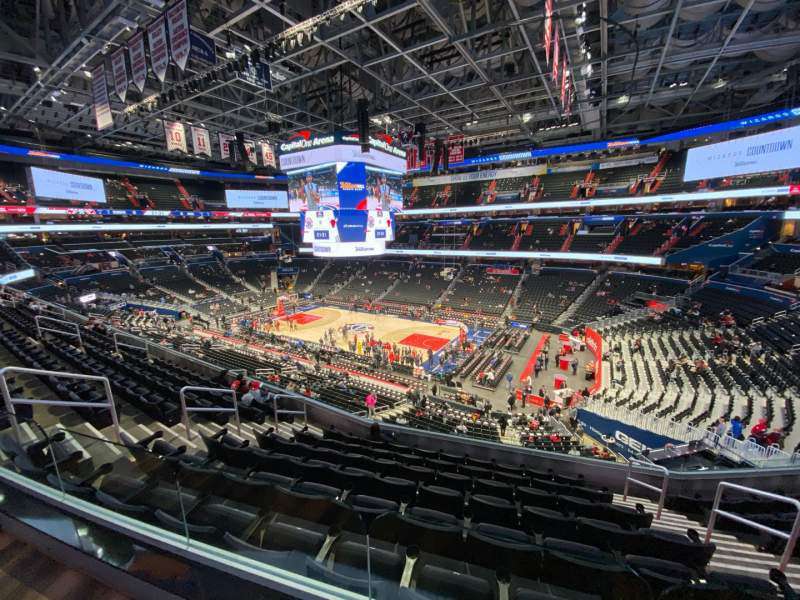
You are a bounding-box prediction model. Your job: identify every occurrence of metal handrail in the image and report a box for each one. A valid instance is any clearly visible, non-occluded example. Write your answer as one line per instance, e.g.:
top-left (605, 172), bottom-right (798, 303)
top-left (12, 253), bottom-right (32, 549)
top-left (269, 393), bottom-right (308, 427)
top-left (0, 366), bottom-right (121, 443)
top-left (622, 458), bottom-right (669, 520)
top-left (178, 386), bottom-right (240, 441)
top-left (705, 481), bottom-right (800, 572)
top-left (113, 331), bottom-right (149, 357)
top-left (34, 315), bottom-right (82, 348)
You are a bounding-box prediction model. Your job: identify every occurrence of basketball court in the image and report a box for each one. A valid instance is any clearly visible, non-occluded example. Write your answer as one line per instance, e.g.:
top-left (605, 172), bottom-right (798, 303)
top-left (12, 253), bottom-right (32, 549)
top-left (274, 305), bottom-right (463, 353)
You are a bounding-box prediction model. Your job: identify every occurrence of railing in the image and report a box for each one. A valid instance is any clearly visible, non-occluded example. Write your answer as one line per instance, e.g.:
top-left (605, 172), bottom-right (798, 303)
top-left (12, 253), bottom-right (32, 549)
top-left (267, 393), bottom-right (308, 427)
top-left (35, 315), bottom-right (82, 348)
top-left (178, 386), bottom-right (241, 440)
top-left (705, 482), bottom-right (800, 572)
top-left (622, 458), bottom-right (669, 519)
top-left (583, 396), bottom-right (800, 467)
top-left (0, 366), bottom-right (121, 442)
top-left (113, 331), bottom-right (149, 357)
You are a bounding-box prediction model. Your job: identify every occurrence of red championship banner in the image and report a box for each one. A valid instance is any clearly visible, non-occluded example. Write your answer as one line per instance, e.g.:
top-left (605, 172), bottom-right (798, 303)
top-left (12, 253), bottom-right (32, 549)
top-left (147, 14), bottom-right (169, 82)
top-left (218, 132), bottom-right (235, 160)
top-left (447, 134), bottom-right (465, 164)
top-left (406, 145), bottom-right (417, 171)
top-left (544, 0), bottom-right (553, 64)
top-left (110, 48), bottom-right (128, 102)
top-left (190, 126), bottom-right (211, 157)
top-left (422, 139), bottom-right (435, 169)
top-left (164, 120), bottom-right (187, 153)
top-left (127, 31), bottom-right (147, 93)
top-left (552, 27), bottom-right (560, 83)
top-left (166, 0), bottom-right (190, 71)
top-left (91, 64), bottom-right (113, 131)
top-left (560, 64), bottom-right (568, 110)
top-left (260, 141), bottom-right (276, 168)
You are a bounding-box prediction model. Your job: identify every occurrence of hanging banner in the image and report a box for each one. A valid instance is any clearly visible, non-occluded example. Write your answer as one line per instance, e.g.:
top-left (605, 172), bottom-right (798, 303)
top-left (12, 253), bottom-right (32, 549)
top-left (166, 0), bottom-right (190, 71)
top-left (560, 64), bottom-right (568, 111)
top-left (190, 126), bottom-right (211, 157)
top-left (243, 140), bottom-right (258, 165)
top-left (447, 134), bottom-right (465, 165)
top-left (110, 48), bottom-right (128, 102)
top-left (91, 64), bottom-right (113, 131)
top-left (128, 31), bottom-right (147, 93)
top-left (260, 141), bottom-right (276, 168)
top-left (164, 120), bottom-right (188, 153)
top-left (544, 0), bottom-right (553, 64)
top-left (406, 146), bottom-right (417, 171)
top-left (219, 132), bottom-right (235, 160)
top-left (189, 30), bottom-right (217, 65)
top-left (552, 28), bottom-right (560, 83)
top-left (147, 14), bottom-right (169, 82)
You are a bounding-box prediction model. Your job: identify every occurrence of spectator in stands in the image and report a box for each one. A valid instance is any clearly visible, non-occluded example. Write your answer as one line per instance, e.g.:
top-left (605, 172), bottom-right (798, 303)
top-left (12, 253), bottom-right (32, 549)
top-left (365, 392), bottom-right (377, 418)
top-left (713, 417), bottom-right (727, 439)
top-left (498, 414), bottom-right (508, 437)
top-left (765, 428), bottom-right (784, 448)
top-left (750, 418), bottom-right (768, 442)
top-left (507, 391), bottom-right (516, 411)
top-left (730, 415), bottom-right (744, 440)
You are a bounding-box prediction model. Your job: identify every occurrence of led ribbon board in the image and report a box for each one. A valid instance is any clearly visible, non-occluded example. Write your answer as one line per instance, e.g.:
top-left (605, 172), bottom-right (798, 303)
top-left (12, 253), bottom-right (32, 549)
top-left (401, 185), bottom-right (800, 216)
top-left (0, 223), bottom-right (273, 234)
top-left (380, 248), bottom-right (663, 266)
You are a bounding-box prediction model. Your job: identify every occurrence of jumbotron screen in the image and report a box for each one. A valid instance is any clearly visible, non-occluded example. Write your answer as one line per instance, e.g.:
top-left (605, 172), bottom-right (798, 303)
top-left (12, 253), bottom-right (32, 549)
top-left (302, 208), bottom-right (395, 257)
top-left (287, 163), bottom-right (404, 212)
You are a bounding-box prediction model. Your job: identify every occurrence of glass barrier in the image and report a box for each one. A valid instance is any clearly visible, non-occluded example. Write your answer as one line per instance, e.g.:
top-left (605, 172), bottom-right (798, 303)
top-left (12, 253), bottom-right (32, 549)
top-left (0, 416), bottom-right (797, 599)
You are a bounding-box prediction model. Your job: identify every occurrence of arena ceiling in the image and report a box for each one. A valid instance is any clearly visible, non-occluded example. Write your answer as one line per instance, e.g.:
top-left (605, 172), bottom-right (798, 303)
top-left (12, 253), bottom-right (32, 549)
top-left (0, 0), bottom-right (797, 160)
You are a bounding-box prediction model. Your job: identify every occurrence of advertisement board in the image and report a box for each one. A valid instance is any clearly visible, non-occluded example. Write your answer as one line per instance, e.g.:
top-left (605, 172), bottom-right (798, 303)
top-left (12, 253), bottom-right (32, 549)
top-left (684, 124), bottom-right (800, 182)
top-left (576, 408), bottom-right (682, 460)
top-left (28, 167), bottom-right (107, 204)
top-left (224, 189), bottom-right (289, 210)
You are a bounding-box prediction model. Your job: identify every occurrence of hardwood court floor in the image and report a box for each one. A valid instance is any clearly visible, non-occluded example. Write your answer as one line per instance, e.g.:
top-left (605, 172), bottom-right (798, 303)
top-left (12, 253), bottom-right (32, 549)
top-left (276, 306), bottom-right (462, 353)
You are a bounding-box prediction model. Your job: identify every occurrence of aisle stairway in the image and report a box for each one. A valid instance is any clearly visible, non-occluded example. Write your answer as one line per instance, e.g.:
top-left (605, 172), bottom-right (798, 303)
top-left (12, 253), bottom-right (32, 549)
top-left (615, 494), bottom-right (800, 588)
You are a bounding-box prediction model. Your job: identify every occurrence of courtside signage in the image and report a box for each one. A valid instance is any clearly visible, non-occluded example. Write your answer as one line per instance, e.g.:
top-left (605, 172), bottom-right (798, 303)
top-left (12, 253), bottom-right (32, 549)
top-left (684, 124), bottom-right (800, 182)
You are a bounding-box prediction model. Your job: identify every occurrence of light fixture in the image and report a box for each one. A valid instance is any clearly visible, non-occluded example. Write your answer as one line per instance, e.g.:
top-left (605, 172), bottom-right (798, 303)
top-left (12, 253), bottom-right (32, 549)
top-left (712, 78), bottom-right (727, 89)
top-left (33, 66), bottom-right (41, 73)
top-left (522, 113), bottom-right (533, 123)
top-left (679, 81), bottom-right (688, 87)
top-left (0, 106), bottom-right (7, 111)
top-left (617, 94), bottom-right (630, 104)
top-left (83, 69), bottom-right (92, 78)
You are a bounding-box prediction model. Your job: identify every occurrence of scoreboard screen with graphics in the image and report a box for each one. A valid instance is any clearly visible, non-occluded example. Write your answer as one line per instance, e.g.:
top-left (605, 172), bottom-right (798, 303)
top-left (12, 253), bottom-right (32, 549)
top-left (301, 208), bottom-right (395, 257)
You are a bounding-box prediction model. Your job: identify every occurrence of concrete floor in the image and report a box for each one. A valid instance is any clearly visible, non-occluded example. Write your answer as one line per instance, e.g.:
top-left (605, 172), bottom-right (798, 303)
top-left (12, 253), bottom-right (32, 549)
top-left (456, 327), bottom-right (596, 412)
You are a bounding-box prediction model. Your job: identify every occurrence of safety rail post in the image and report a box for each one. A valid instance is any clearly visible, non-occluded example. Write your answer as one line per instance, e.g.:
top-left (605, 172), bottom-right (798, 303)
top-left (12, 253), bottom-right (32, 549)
top-left (622, 459), bottom-right (669, 520)
top-left (0, 366), bottom-right (121, 443)
top-left (269, 393), bottom-right (308, 427)
top-left (178, 386), bottom-right (240, 441)
top-left (113, 332), bottom-right (150, 358)
top-left (34, 315), bottom-right (82, 349)
top-left (705, 481), bottom-right (800, 572)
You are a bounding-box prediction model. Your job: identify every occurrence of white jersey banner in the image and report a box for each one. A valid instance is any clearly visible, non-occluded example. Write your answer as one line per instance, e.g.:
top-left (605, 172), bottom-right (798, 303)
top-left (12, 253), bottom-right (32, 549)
top-left (91, 64), bottom-right (113, 131)
top-left (218, 133), bottom-right (235, 160)
top-left (147, 15), bottom-right (169, 82)
top-left (243, 140), bottom-right (257, 165)
top-left (684, 124), bottom-right (800, 182)
top-left (260, 141), bottom-right (276, 168)
top-left (110, 48), bottom-right (128, 102)
top-left (191, 126), bottom-right (212, 157)
top-left (128, 31), bottom-right (147, 93)
top-left (164, 120), bottom-right (187, 153)
top-left (166, 0), bottom-right (190, 71)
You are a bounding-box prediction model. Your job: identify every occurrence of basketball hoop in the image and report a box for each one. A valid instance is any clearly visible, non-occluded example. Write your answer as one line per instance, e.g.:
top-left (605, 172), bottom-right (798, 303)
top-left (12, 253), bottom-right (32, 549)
top-left (272, 293), bottom-right (299, 317)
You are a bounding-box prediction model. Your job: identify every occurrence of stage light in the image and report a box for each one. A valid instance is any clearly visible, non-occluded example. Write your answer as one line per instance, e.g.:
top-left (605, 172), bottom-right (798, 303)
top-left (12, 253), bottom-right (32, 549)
top-left (617, 95), bottom-right (629, 104)
top-left (83, 69), bottom-right (92, 78)
top-left (713, 78), bottom-right (727, 89)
